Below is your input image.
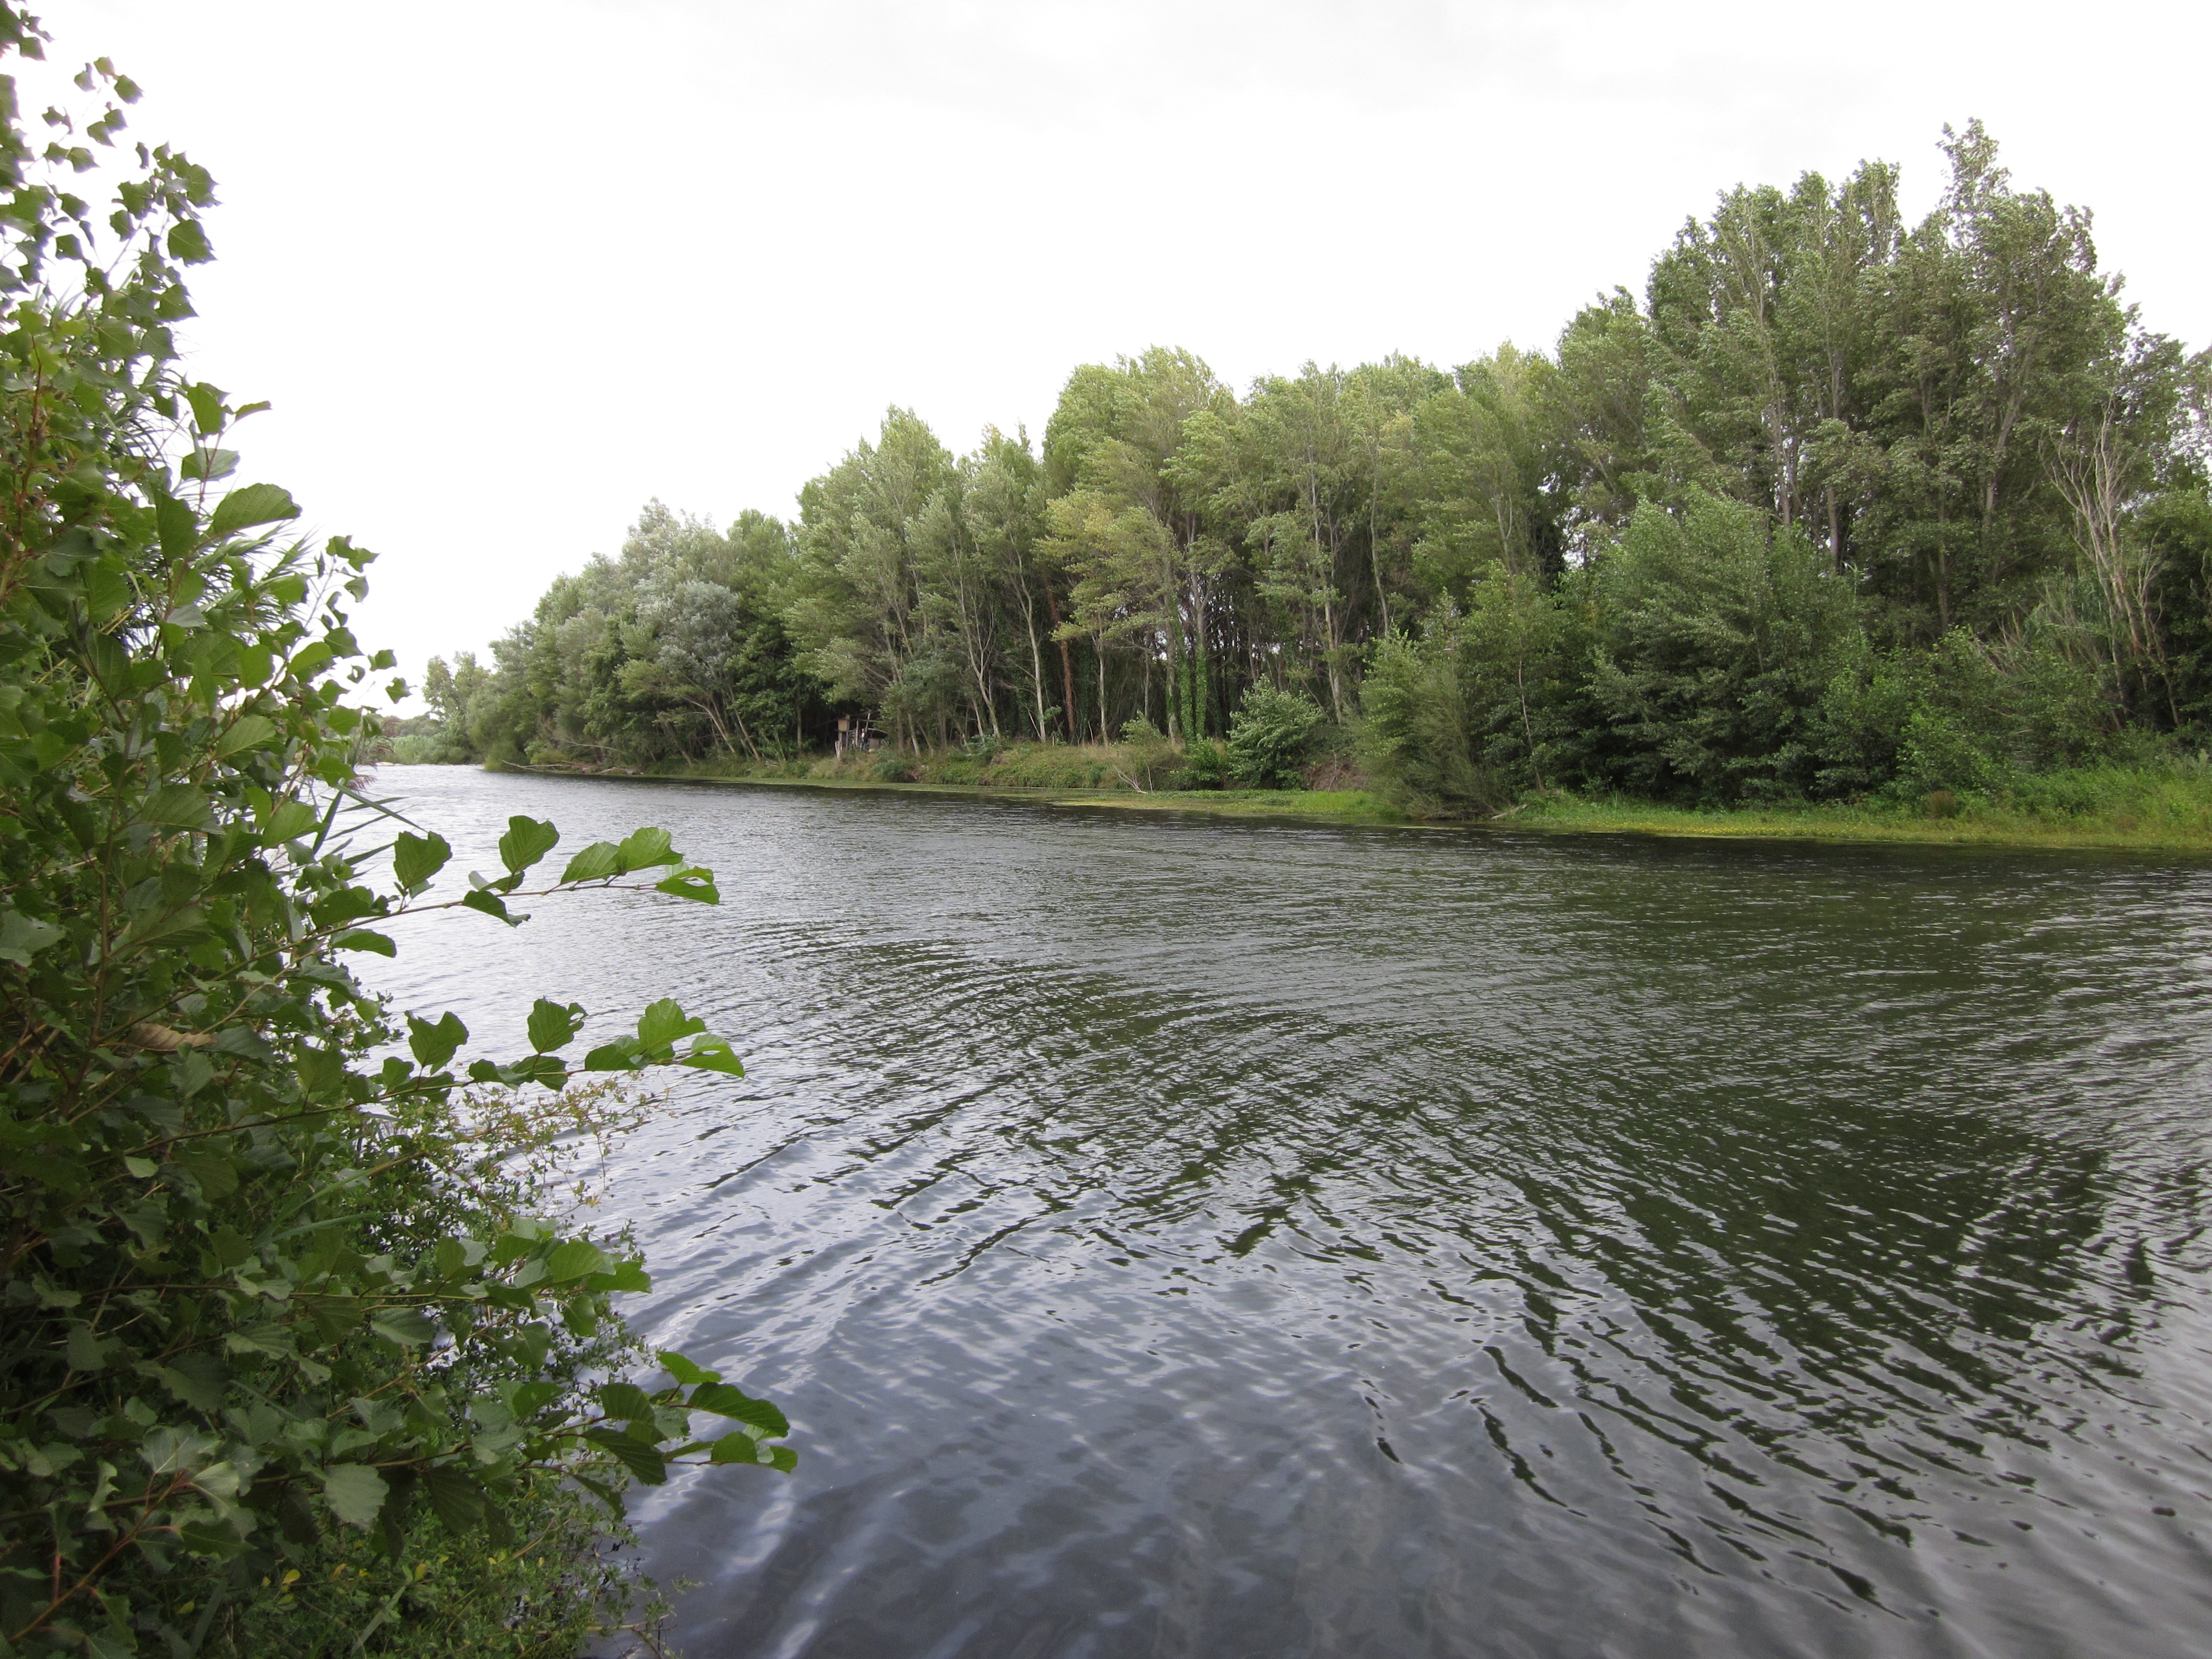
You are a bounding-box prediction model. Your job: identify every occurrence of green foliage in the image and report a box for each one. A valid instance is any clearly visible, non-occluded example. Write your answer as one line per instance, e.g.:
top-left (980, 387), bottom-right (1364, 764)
top-left (410, 121), bottom-right (2205, 813)
top-left (1583, 494), bottom-right (1863, 800)
top-left (1225, 684), bottom-right (1326, 789)
top-left (1892, 630), bottom-right (2112, 792)
top-left (1169, 737), bottom-right (1233, 790)
top-left (1113, 716), bottom-right (1176, 789)
top-left (1360, 630), bottom-right (1484, 807)
top-left (0, 24), bottom-right (787, 1656)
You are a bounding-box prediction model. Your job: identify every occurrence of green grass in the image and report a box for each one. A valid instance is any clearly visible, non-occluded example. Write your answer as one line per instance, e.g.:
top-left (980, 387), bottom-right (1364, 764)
top-left (1058, 787), bottom-right (1407, 823)
top-left (513, 749), bottom-right (2212, 854)
top-left (1509, 766), bottom-right (2212, 853)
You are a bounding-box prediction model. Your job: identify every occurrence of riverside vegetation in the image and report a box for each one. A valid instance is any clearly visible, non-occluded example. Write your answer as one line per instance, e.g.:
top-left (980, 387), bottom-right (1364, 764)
top-left (400, 126), bottom-right (2212, 850)
top-left (0, 14), bottom-right (796, 1658)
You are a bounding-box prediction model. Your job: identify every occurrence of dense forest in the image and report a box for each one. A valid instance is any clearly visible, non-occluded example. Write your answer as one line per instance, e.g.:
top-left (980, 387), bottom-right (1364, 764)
top-left (410, 124), bottom-right (2212, 809)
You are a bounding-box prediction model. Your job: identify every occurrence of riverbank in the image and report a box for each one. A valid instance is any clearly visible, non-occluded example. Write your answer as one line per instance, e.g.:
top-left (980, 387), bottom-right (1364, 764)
top-left (463, 750), bottom-right (2212, 854)
top-left (1509, 781), bottom-right (2212, 853)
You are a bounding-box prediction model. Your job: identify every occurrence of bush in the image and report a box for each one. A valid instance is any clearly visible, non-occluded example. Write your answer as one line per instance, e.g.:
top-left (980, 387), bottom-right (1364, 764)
top-left (1171, 738), bottom-right (1234, 790)
top-left (1360, 630), bottom-right (1484, 807)
top-left (0, 31), bottom-right (791, 1657)
top-left (384, 732), bottom-right (471, 764)
top-left (1226, 684), bottom-right (1326, 788)
top-left (1895, 630), bottom-right (2111, 794)
top-left (1586, 493), bottom-right (1863, 801)
top-left (1115, 717), bottom-right (1177, 789)
top-left (870, 752), bottom-right (920, 781)
top-left (978, 744), bottom-right (1114, 789)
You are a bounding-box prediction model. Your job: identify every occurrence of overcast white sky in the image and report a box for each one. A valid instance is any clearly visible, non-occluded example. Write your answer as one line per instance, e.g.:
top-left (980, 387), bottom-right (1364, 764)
top-left (48, 1), bottom-right (2212, 694)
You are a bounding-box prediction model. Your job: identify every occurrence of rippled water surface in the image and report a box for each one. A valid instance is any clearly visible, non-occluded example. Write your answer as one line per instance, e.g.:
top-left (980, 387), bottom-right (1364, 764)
top-left (364, 767), bottom-right (2212, 1659)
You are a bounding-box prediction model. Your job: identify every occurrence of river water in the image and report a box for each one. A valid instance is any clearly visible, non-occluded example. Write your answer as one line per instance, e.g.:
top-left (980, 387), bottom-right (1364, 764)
top-left (362, 766), bottom-right (2212, 1659)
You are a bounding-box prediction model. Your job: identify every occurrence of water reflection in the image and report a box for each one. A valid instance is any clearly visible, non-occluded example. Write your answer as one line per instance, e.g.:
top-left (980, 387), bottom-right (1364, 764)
top-left (364, 769), bottom-right (2212, 1658)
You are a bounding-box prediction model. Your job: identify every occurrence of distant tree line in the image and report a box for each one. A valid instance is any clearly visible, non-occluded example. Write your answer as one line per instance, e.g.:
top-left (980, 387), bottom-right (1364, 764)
top-left (411, 124), bottom-right (2212, 805)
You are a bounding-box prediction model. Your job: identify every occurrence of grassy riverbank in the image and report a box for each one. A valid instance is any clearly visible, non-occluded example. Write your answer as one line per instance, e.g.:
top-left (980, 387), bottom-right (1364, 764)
top-left (472, 745), bottom-right (2212, 853)
top-left (1509, 773), bottom-right (2212, 852)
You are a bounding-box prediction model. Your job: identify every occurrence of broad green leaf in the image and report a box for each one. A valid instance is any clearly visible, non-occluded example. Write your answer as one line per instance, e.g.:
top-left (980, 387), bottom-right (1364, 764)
top-left (467, 1054), bottom-right (567, 1088)
top-left (309, 886), bottom-right (382, 930)
top-left (82, 560), bottom-right (130, 621)
top-left (688, 1383), bottom-right (788, 1438)
top-left (140, 783), bottom-right (212, 827)
top-left (180, 445), bottom-right (238, 482)
top-left (406, 1010), bottom-right (467, 1070)
top-left (597, 1382), bottom-right (654, 1422)
top-left (293, 1046), bottom-right (344, 1095)
top-left (123, 902), bottom-right (210, 948)
top-left (368, 1308), bottom-right (435, 1347)
top-left (659, 1351), bottom-right (719, 1386)
top-left (153, 1350), bottom-right (229, 1411)
top-left (508, 1380), bottom-right (562, 1418)
top-left (637, 998), bottom-right (705, 1049)
top-left (287, 639), bottom-right (332, 679)
top-left (319, 1463), bottom-right (388, 1527)
top-left (544, 1240), bottom-right (611, 1283)
top-left (586, 1259), bottom-right (650, 1293)
top-left (526, 998), bottom-right (585, 1053)
top-left (0, 909), bottom-right (63, 965)
top-left (207, 482), bottom-right (299, 540)
top-left (211, 713), bottom-right (275, 758)
top-left (582, 1039), bottom-right (644, 1072)
top-left (259, 799), bottom-right (319, 842)
top-left (460, 888), bottom-right (523, 926)
top-left (392, 830), bottom-right (451, 894)
top-left (168, 218), bottom-right (214, 264)
top-left (572, 1473), bottom-right (625, 1518)
top-left (182, 380), bottom-right (224, 433)
top-left (432, 1236), bottom-right (479, 1277)
top-left (559, 841), bottom-right (621, 884)
top-left (655, 865), bottom-right (720, 904)
top-left (142, 1427), bottom-right (218, 1476)
top-left (498, 815), bottom-right (559, 874)
top-left (423, 1464), bottom-right (486, 1532)
top-left (682, 1036), bottom-right (745, 1077)
top-left (614, 826), bottom-right (679, 872)
top-left (332, 929), bottom-right (395, 956)
top-left (765, 1446), bottom-right (799, 1472)
top-left (66, 1322), bottom-right (117, 1371)
top-left (171, 1150), bottom-right (238, 1199)
top-left (210, 1026), bottom-right (274, 1061)
top-left (583, 1428), bottom-right (666, 1485)
top-left (225, 1323), bottom-right (295, 1359)
top-left (154, 491), bottom-right (196, 559)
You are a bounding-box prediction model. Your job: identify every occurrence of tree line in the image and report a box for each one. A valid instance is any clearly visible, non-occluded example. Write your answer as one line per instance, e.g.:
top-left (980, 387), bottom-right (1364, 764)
top-left (417, 123), bottom-right (2212, 806)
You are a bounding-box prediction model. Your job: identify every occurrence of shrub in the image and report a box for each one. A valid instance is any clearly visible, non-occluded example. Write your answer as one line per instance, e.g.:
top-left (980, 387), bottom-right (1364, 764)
top-left (1226, 684), bottom-right (1326, 788)
top-left (1895, 630), bottom-right (2111, 793)
top-left (1360, 629), bottom-right (1484, 807)
top-left (1115, 717), bottom-right (1177, 789)
top-left (1171, 738), bottom-right (1234, 790)
top-left (0, 29), bottom-right (791, 1657)
top-left (1585, 493), bottom-right (1863, 801)
top-left (978, 744), bottom-right (1113, 789)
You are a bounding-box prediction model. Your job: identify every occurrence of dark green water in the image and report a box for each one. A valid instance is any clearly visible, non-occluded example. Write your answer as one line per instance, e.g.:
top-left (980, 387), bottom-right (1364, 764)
top-left (370, 767), bottom-right (2212, 1658)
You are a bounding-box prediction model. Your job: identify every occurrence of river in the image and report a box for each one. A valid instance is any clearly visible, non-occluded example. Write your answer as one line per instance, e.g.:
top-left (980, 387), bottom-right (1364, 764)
top-left (362, 765), bottom-right (2212, 1659)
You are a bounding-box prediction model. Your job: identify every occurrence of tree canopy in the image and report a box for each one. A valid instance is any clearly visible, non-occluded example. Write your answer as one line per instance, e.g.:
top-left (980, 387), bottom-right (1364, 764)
top-left (432, 123), bottom-right (2208, 810)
